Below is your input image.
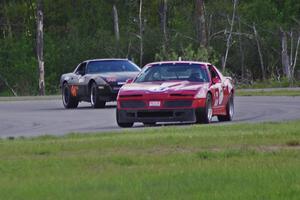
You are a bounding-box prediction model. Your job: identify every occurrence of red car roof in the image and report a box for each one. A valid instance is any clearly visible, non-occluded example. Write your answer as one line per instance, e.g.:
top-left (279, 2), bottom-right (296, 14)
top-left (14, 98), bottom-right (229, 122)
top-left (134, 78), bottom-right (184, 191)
top-left (145, 61), bottom-right (211, 67)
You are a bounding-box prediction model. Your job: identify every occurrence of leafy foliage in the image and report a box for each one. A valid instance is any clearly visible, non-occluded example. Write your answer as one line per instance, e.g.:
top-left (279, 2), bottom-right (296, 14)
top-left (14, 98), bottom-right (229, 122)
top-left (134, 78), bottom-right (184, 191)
top-left (0, 0), bottom-right (299, 95)
top-left (155, 44), bottom-right (219, 65)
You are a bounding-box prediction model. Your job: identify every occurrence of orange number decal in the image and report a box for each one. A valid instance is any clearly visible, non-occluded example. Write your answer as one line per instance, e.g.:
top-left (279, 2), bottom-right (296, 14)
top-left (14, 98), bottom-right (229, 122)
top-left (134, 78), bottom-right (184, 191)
top-left (70, 85), bottom-right (78, 97)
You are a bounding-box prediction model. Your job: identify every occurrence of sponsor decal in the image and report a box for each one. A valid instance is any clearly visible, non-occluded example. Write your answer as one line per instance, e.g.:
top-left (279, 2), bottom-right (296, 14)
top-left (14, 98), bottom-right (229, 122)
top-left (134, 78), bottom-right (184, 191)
top-left (219, 86), bottom-right (224, 105)
top-left (70, 85), bottom-right (78, 97)
top-left (214, 91), bottom-right (219, 106)
top-left (149, 101), bottom-right (161, 107)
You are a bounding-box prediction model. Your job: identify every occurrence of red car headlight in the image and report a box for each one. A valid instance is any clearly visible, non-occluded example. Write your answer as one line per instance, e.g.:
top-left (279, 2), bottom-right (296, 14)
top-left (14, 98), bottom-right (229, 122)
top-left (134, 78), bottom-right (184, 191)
top-left (194, 88), bottom-right (206, 99)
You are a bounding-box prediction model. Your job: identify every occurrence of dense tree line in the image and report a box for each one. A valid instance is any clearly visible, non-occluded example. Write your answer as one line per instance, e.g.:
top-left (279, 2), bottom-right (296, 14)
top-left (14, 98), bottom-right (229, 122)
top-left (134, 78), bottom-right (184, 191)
top-left (0, 0), bottom-right (299, 95)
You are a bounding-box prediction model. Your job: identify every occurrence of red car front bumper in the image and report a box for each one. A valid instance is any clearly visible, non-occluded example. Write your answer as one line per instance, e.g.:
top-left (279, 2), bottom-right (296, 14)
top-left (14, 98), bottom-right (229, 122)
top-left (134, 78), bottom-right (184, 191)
top-left (117, 98), bottom-right (206, 123)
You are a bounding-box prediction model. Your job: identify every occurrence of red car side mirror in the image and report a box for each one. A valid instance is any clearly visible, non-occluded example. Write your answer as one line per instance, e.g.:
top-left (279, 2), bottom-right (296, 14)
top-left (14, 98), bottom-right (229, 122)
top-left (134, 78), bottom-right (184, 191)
top-left (126, 79), bottom-right (133, 84)
top-left (212, 77), bottom-right (221, 84)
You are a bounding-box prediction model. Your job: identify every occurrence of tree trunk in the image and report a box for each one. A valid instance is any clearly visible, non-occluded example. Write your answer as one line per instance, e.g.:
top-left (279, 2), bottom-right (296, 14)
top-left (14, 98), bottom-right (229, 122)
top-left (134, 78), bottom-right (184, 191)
top-left (280, 29), bottom-right (291, 80)
top-left (290, 31), bottom-right (293, 67)
top-left (253, 25), bottom-right (266, 80)
top-left (112, 3), bottom-right (120, 56)
top-left (159, 0), bottom-right (168, 54)
top-left (279, 28), bottom-right (300, 83)
top-left (112, 4), bottom-right (120, 42)
top-left (3, 1), bottom-right (13, 38)
top-left (139, 0), bottom-right (143, 67)
top-left (195, 0), bottom-right (207, 47)
top-left (237, 17), bottom-right (245, 79)
top-left (222, 0), bottom-right (238, 72)
top-left (71, 0), bottom-right (77, 9)
top-left (0, 74), bottom-right (17, 96)
top-left (36, 0), bottom-right (45, 95)
top-left (291, 35), bottom-right (300, 79)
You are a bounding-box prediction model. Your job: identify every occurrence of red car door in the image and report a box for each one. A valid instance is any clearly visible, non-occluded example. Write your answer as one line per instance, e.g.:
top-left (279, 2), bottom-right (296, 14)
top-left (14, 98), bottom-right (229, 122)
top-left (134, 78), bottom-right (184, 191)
top-left (208, 65), bottom-right (226, 114)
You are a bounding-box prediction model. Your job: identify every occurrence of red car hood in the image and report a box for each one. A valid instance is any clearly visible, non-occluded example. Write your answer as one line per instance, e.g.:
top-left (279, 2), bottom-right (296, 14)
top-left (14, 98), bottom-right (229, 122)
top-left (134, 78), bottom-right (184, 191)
top-left (119, 81), bottom-right (209, 95)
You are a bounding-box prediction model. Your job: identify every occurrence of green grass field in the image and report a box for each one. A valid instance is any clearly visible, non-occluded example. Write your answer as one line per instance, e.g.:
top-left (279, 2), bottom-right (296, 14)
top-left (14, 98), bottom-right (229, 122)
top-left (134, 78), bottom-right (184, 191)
top-left (1, 121), bottom-right (300, 200)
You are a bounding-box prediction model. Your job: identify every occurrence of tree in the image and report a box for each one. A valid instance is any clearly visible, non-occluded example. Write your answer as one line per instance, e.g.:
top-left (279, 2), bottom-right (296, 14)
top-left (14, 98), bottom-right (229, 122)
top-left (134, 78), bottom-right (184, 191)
top-left (222, 0), bottom-right (238, 72)
top-left (138, 0), bottom-right (143, 66)
top-left (159, 0), bottom-right (168, 54)
top-left (1, 0), bottom-right (300, 96)
top-left (253, 24), bottom-right (266, 80)
top-left (112, 2), bottom-right (120, 55)
top-left (112, 4), bottom-right (120, 42)
top-left (237, 16), bottom-right (245, 79)
top-left (195, 0), bottom-right (207, 47)
top-left (36, 0), bottom-right (45, 95)
top-left (281, 28), bottom-right (300, 82)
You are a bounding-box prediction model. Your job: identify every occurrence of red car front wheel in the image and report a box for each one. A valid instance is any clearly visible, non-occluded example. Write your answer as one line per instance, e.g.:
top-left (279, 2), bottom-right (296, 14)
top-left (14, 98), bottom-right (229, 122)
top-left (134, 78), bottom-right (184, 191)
top-left (116, 109), bottom-right (134, 128)
top-left (195, 93), bottom-right (213, 124)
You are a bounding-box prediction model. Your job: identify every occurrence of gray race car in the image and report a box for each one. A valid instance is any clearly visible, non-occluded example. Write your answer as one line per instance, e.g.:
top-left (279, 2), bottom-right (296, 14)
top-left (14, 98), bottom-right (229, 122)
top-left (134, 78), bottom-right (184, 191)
top-left (60, 59), bottom-right (141, 108)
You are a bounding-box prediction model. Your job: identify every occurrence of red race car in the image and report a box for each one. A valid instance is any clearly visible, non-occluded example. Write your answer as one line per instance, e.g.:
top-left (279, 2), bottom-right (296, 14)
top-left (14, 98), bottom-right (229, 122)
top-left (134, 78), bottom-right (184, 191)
top-left (116, 61), bottom-right (234, 127)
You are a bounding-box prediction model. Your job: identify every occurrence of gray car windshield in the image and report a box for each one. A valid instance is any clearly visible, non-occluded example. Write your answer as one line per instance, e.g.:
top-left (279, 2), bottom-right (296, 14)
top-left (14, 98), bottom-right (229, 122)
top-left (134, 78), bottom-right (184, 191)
top-left (87, 60), bottom-right (140, 73)
top-left (135, 64), bottom-right (209, 83)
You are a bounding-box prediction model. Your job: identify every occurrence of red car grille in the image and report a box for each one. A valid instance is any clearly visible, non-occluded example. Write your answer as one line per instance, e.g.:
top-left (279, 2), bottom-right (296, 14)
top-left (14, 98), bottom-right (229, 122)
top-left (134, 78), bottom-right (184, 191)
top-left (120, 101), bottom-right (146, 108)
top-left (120, 100), bottom-right (193, 109)
top-left (137, 111), bottom-right (173, 118)
top-left (169, 94), bottom-right (194, 97)
top-left (164, 100), bottom-right (193, 108)
top-left (119, 94), bottom-right (143, 98)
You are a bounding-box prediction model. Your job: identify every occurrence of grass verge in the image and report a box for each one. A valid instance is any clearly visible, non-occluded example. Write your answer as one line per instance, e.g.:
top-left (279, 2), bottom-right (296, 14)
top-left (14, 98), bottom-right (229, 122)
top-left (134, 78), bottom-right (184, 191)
top-left (237, 79), bottom-right (300, 89)
top-left (0, 95), bottom-right (60, 101)
top-left (236, 89), bottom-right (300, 96)
top-left (1, 121), bottom-right (300, 199)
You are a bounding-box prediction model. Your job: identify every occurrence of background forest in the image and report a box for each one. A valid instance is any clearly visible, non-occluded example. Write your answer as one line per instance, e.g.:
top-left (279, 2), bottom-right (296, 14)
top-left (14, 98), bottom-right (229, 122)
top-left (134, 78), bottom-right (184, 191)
top-left (0, 0), bottom-right (300, 95)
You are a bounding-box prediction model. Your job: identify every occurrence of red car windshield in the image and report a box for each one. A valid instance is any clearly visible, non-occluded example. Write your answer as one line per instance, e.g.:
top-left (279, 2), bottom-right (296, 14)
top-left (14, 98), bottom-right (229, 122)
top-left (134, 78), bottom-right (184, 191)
top-left (135, 64), bottom-right (209, 83)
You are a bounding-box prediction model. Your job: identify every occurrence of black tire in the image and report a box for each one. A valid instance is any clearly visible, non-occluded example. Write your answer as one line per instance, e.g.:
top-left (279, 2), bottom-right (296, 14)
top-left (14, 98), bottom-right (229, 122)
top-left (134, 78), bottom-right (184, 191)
top-left (62, 83), bottom-right (79, 109)
top-left (195, 93), bottom-right (213, 124)
top-left (90, 82), bottom-right (106, 108)
top-left (116, 109), bottom-right (134, 128)
top-left (218, 94), bottom-right (234, 122)
top-left (143, 122), bottom-right (156, 126)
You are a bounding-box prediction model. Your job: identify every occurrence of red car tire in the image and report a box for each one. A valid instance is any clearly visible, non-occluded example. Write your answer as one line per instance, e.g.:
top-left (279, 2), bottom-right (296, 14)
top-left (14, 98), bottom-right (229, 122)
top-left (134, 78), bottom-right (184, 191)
top-left (195, 93), bottom-right (213, 124)
top-left (218, 94), bottom-right (234, 122)
top-left (116, 109), bottom-right (134, 128)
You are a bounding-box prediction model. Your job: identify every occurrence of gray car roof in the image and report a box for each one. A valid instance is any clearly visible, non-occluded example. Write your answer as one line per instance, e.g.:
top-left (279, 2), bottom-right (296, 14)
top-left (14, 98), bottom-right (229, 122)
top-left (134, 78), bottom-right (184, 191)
top-left (83, 58), bottom-right (129, 62)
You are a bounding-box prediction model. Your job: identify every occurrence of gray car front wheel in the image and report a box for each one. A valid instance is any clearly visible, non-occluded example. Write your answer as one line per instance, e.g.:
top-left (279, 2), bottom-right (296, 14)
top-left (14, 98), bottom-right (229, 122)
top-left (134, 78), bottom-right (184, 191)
top-left (90, 82), bottom-right (106, 108)
top-left (62, 83), bottom-right (79, 109)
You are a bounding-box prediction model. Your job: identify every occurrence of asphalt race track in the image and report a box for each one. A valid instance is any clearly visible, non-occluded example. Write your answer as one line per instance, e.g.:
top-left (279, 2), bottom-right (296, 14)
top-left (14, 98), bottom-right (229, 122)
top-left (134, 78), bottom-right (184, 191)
top-left (0, 96), bottom-right (300, 137)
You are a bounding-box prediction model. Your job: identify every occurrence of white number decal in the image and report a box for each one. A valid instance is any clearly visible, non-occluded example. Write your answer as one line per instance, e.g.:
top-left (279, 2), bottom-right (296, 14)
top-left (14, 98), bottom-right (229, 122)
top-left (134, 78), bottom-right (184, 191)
top-left (219, 87), bottom-right (224, 105)
top-left (214, 86), bottom-right (224, 106)
top-left (214, 91), bottom-right (219, 106)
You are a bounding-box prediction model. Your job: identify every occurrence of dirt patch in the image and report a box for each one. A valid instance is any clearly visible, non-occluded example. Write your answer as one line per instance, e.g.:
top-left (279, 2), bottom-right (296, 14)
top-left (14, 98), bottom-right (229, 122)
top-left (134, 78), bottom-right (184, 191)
top-left (286, 140), bottom-right (300, 147)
